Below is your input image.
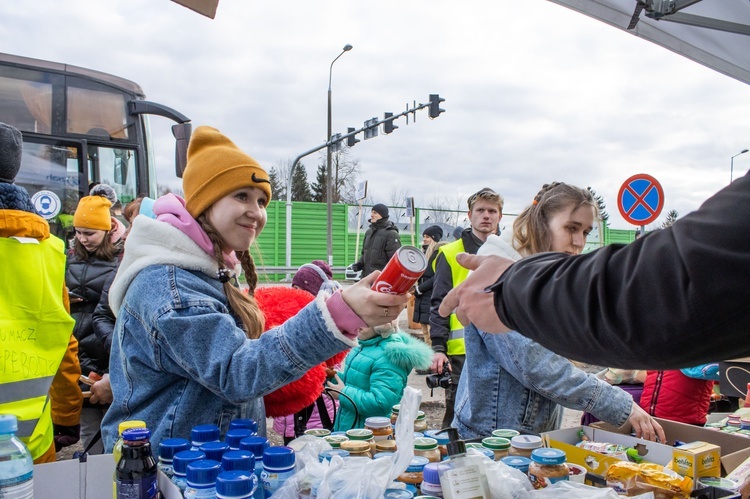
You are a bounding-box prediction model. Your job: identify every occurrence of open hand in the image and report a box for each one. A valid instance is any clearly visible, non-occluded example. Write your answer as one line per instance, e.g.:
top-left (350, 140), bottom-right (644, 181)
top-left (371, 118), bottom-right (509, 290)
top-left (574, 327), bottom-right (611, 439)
top-left (439, 253), bottom-right (514, 334)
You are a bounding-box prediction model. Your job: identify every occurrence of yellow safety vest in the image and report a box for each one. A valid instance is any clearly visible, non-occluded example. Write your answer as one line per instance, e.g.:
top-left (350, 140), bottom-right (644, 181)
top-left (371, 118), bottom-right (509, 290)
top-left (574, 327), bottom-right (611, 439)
top-left (436, 240), bottom-right (470, 356)
top-left (0, 235), bottom-right (75, 460)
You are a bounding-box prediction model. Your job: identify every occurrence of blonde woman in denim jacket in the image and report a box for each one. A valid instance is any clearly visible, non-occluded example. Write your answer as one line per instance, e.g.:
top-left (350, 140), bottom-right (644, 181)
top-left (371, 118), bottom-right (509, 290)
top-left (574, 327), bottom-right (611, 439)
top-left (100, 127), bottom-right (406, 451)
top-left (453, 182), bottom-right (665, 442)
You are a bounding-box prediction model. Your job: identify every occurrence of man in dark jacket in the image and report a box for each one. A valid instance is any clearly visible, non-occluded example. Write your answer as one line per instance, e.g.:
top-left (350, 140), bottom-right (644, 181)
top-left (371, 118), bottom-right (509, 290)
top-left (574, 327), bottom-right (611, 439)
top-left (437, 171), bottom-right (750, 370)
top-left (352, 203), bottom-right (401, 277)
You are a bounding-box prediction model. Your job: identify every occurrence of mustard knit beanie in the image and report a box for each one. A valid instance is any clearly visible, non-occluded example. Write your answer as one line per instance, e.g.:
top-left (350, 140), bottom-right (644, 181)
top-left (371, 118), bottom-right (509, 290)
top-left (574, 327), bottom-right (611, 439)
top-left (73, 196), bottom-right (112, 231)
top-left (182, 126), bottom-right (272, 218)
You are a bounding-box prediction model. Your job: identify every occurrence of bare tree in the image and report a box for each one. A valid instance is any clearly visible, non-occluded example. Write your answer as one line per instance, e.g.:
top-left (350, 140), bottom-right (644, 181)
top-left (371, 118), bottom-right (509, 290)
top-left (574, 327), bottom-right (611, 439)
top-left (661, 209), bottom-right (679, 228)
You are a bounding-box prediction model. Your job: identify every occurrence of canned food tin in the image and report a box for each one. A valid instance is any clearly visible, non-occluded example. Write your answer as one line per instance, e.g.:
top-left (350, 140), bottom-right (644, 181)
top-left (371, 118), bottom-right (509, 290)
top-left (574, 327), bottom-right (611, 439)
top-left (371, 246), bottom-right (427, 295)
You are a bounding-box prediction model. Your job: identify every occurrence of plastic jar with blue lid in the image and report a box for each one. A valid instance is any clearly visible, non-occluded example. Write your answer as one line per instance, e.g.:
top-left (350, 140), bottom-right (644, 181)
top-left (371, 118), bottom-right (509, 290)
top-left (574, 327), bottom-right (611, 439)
top-left (226, 429), bottom-right (255, 451)
top-left (158, 438), bottom-right (190, 478)
top-left (528, 448), bottom-right (569, 489)
top-left (216, 470), bottom-right (258, 499)
top-left (184, 459), bottom-right (222, 499)
top-left (261, 446), bottom-right (296, 497)
top-left (222, 450), bottom-right (256, 473)
top-left (191, 424), bottom-right (221, 450)
top-left (172, 450), bottom-right (207, 492)
top-left (500, 455), bottom-right (532, 474)
top-left (230, 419), bottom-right (258, 434)
top-left (420, 462), bottom-right (443, 497)
top-left (201, 441), bottom-right (230, 462)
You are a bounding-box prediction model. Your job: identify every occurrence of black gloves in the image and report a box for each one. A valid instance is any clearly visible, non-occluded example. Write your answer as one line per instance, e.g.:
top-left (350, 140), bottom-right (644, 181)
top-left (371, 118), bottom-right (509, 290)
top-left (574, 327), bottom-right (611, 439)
top-left (53, 424), bottom-right (80, 452)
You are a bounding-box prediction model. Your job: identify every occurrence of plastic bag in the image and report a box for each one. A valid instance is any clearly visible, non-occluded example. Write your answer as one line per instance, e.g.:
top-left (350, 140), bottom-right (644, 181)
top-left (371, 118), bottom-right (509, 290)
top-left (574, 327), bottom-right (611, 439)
top-left (476, 453), bottom-right (533, 498)
top-left (314, 386), bottom-right (422, 499)
top-left (529, 480), bottom-right (655, 498)
top-left (272, 435), bottom-right (332, 499)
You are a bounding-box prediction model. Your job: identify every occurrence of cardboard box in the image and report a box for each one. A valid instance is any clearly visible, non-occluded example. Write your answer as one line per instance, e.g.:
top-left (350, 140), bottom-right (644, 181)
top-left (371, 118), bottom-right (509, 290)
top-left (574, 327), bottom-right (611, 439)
top-left (34, 454), bottom-right (181, 498)
top-left (541, 425), bottom-right (674, 479)
top-left (673, 441), bottom-right (722, 479)
top-left (591, 418), bottom-right (750, 477)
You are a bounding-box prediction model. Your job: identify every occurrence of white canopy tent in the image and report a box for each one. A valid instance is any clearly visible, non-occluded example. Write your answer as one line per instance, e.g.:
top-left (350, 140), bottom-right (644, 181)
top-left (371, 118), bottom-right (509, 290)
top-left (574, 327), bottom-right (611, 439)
top-left (545, 0), bottom-right (750, 85)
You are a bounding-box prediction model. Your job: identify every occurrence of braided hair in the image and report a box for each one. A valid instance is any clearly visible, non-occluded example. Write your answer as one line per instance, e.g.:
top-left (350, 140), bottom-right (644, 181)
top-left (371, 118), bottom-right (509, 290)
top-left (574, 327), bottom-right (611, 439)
top-left (197, 214), bottom-right (265, 339)
top-left (512, 182), bottom-right (597, 257)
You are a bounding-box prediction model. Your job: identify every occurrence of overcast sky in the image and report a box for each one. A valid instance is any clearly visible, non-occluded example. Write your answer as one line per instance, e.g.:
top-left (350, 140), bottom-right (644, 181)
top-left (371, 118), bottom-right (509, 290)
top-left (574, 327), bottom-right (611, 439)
top-left (2, 0), bottom-right (749, 229)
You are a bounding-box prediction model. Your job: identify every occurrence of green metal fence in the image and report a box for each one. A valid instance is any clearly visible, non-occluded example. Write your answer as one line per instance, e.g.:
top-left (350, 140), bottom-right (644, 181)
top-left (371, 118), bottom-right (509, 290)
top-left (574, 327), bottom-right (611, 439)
top-left (252, 200), bottom-right (638, 282)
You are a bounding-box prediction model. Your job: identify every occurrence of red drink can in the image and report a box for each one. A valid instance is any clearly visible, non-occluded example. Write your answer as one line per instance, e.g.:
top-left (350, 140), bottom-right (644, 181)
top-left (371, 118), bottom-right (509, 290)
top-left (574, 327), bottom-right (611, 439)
top-left (371, 246), bottom-right (427, 295)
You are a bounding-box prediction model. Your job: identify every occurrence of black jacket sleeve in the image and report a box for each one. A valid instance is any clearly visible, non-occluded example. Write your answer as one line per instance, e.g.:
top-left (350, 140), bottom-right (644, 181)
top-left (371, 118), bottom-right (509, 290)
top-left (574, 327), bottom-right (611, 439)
top-left (91, 272), bottom-right (116, 365)
top-left (492, 172), bottom-right (750, 369)
top-left (429, 252), bottom-right (453, 354)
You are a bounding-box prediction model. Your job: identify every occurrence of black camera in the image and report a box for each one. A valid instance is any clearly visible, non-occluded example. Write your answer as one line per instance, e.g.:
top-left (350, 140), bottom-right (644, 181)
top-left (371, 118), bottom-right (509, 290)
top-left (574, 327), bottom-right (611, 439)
top-left (425, 367), bottom-right (452, 396)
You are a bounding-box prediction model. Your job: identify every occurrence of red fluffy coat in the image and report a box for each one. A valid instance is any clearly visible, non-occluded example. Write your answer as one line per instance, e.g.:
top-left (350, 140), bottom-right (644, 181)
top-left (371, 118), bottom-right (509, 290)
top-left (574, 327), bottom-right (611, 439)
top-left (256, 286), bottom-right (348, 417)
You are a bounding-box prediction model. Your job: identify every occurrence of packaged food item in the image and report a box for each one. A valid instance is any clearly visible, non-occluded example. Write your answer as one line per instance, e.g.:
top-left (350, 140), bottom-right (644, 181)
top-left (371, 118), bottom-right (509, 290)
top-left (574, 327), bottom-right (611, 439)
top-left (501, 456), bottom-right (531, 474)
top-left (375, 439), bottom-right (397, 453)
top-left (414, 411), bottom-right (428, 433)
top-left (346, 428), bottom-right (375, 454)
top-left (391, 405), bottom-right (401, 425)
top-left (420, 462), bottom-right (443, 498)
top-left (576, 440), bottom-right (643, 463)
top-left (481, 437), bottom-right (510, 461)
top-left (365, 416), bottom-right (393, 441)
top-left (397, 456), bottom-right (430, 492)
top-left (606, 461), bottom-right (693, 498)
top-left (527, 448), bottom-right (569, 489)
top-left (508, 435), bottom-right (543, 457)
top-left (491, 429), bottom-right (520, 440)
top-left (304, 429), bottom-right (331, 438)
top-left (414, 437), bottom-right (441, 463)
top-left (339, 440), bottom-right (372, 459)
top-left (423, 430), bottom-right (449, 459)
top-left (323, 435), bottom-right (348, 449)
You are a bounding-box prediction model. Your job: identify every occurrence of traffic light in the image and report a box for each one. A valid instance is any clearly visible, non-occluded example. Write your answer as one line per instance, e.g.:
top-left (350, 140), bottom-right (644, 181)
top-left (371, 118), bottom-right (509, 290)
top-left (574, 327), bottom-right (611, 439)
top-left (346, 127), bottom-right (360, 147)
top-left (383, 112), bottom-right (398, 134)
top-left (428, 94), bottom-right (445, 119)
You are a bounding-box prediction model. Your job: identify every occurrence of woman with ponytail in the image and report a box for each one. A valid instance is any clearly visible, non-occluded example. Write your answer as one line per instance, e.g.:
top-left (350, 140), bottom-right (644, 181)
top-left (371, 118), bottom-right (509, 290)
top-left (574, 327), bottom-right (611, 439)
top-left (100, 126), bottom-right (406, 451)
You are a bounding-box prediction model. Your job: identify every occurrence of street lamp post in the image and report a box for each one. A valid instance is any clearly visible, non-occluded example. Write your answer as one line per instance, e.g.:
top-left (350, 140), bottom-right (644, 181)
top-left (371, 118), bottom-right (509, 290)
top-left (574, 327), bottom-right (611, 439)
top-left (731, 149), bottom-right (749, 183)
top-left (326, 44), bottom-right (353, 267)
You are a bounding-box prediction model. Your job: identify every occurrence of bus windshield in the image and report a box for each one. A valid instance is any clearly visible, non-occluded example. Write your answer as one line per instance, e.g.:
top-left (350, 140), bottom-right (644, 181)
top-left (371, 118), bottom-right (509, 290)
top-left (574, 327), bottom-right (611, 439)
top-left (0, 52), bottom-right (190, 244)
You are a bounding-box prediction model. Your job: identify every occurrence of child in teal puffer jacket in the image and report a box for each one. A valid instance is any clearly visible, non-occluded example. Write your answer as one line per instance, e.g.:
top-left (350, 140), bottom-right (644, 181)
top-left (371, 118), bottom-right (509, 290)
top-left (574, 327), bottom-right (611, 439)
top-left (327, 324), bottom-right (434, 431)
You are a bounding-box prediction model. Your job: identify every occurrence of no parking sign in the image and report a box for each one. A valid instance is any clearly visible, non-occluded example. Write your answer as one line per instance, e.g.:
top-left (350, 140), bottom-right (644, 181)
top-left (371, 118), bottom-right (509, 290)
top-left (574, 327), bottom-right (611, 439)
top-left (617, 174), bottom-right (664, 226)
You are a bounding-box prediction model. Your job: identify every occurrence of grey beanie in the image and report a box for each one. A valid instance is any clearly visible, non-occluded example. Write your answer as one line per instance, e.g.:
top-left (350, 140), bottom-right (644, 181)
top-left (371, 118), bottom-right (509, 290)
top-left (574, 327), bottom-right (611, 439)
top-left (372, 203), bottom-right (389, 218)
top-left (0, 122), bottom-right (22, 184)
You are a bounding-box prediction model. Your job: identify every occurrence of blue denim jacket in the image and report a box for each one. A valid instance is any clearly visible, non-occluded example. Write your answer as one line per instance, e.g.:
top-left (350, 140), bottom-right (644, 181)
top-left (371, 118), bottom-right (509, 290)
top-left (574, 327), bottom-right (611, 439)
top-left (453, 324), bottom-right (633, 439)
top-left (100, 217), bottom-right (356, 451)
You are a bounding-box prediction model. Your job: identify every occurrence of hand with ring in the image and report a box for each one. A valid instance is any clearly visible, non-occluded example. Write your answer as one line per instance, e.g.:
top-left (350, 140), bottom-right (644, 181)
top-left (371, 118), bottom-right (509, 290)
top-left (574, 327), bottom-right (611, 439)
top-left (340, 270), bottom-right (408, 327)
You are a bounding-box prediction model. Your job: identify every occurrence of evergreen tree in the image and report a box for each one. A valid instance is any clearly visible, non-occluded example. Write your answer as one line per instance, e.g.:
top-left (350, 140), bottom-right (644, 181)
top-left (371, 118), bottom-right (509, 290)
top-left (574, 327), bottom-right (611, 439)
top-left (587, 187), bottom-right (609, 222)
top-left (268, 167), bottom-right (285, 200)
top-left (311, 163), bottom-right (327, 203)
top-left (661, 209), bottom-right (679, 228)
top-left (291, 163), bottom-right (313, 201)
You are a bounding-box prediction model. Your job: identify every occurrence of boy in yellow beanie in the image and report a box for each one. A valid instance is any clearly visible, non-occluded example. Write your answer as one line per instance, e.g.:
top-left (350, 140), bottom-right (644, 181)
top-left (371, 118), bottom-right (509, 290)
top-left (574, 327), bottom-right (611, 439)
top-left (100, 125), bottom-right (408, 451)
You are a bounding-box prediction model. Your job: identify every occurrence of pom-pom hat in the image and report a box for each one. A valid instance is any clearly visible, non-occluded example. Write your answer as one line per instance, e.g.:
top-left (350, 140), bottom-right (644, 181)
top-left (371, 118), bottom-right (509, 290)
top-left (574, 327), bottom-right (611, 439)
top-left (182, 126), bottom-right (272, 218)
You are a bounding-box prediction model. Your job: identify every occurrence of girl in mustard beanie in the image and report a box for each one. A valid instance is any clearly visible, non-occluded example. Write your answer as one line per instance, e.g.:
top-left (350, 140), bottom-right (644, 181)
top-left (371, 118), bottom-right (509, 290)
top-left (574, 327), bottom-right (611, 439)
top-left (66, 193), bottom-right (123, 454)
top-left (100, 126), bottom-right (408, 451)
